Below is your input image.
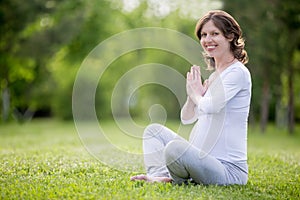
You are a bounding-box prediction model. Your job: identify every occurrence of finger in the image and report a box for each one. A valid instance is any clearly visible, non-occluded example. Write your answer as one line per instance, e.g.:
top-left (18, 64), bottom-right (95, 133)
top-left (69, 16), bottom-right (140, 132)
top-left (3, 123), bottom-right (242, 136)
top-left (192, 67), bottom-right (200, 81)
top-left (197, 66), bottom-right (202, 77)
top-left (192, 65), bottom-right (200, 71)
top-left (203, 80), bottom-right (209, 91)
top-left (187, 72), bottom-right (192, 80)
top-left (195, 67), bottom-right (200, 80)
top-left (192, 65), bottom-right (201, 79)
top-left (200, 79), bottom-right (208, 95)
top-left (203, 79), bottom-right (209, 87)
top-left (192, 67), bottom-right (197, 80)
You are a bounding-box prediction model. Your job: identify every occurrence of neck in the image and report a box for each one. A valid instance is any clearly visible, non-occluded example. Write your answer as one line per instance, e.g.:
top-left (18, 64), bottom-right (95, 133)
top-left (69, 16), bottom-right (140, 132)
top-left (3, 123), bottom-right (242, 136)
top-left (215, 55), bottom-right (236, 72)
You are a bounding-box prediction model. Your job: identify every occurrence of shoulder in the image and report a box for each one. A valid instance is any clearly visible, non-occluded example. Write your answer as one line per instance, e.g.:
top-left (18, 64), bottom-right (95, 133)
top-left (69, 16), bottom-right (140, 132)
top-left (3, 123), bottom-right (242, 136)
top-left (223, 62), bottom-right (251, 80)
top-left (219, 62), bottom-right (251, 90)
top-left (226, 62), bottom-right (249, 73)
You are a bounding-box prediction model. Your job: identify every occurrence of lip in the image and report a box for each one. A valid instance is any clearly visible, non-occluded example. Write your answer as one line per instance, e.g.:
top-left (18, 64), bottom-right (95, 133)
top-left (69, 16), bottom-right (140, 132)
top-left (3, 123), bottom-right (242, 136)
top-left (205, 45), bottom-right (217, 51)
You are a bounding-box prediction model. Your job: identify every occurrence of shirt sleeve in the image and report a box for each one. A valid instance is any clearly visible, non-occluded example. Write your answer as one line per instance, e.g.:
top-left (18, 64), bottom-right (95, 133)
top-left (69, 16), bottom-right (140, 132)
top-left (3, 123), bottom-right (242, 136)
top-left (197, 66), bottom-right (245, 114)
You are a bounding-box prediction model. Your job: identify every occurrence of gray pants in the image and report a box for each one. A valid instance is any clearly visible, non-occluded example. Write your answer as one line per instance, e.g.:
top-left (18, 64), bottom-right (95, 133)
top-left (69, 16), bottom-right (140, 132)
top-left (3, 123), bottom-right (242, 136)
top-left (143, 123), bottom-right (248, 185)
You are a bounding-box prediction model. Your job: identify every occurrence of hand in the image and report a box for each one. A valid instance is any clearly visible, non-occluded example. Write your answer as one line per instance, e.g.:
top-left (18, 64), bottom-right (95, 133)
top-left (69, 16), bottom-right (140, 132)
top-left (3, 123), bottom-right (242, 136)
top-left (186, 65), bottom-right (208, 105)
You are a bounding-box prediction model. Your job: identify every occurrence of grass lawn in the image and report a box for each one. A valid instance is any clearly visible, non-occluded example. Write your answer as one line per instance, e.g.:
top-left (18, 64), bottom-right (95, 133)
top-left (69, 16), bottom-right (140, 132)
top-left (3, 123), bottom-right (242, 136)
top-left (0, 119), bottom-right (299, 199)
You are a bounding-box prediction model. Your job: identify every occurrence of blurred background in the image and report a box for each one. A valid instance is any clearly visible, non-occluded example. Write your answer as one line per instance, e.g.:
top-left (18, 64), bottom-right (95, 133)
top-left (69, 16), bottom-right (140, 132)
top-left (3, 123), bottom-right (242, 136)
top-left (1, 0), bottom-right (299, 134)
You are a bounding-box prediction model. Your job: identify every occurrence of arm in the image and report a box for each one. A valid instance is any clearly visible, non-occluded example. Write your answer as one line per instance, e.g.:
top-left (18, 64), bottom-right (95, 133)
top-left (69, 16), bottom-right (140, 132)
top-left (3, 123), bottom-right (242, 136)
top-left (181, 65), bottom-right (208, 124)
top-left (180, 96), bottom-right (197, 124)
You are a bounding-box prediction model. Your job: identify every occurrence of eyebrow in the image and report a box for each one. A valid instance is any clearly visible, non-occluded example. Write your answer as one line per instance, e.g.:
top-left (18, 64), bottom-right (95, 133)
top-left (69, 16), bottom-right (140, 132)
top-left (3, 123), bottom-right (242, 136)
top-left (201, 30), bottom-right (220, 34)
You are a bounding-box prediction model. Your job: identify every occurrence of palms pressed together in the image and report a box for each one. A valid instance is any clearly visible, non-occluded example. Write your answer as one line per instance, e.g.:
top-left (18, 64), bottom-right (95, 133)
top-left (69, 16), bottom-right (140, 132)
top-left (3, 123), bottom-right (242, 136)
top-left (186, 65), bottom-right (208, 105)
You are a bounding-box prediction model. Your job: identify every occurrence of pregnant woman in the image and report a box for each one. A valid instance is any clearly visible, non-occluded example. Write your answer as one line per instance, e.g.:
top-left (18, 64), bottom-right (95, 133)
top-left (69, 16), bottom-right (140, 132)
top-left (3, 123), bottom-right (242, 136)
top-left (131, 10), bottom-right (252, 185)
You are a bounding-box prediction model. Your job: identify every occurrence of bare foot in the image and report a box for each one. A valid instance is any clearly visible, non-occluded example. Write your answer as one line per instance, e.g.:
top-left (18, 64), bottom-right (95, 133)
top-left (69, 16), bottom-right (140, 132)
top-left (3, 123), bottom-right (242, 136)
top-left (130, 174), bottom-right (172, 183)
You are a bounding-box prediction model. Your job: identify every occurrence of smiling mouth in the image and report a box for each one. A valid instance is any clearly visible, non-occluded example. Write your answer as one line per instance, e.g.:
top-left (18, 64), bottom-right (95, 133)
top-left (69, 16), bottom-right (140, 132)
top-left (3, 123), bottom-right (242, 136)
top-left (206, 45), bottom-right (217, 51)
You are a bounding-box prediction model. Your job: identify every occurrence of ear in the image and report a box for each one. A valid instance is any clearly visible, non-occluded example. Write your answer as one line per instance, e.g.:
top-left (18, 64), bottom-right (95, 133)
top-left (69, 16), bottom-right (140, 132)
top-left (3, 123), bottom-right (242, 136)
top-left (227, 33), bottom-right (234, 42)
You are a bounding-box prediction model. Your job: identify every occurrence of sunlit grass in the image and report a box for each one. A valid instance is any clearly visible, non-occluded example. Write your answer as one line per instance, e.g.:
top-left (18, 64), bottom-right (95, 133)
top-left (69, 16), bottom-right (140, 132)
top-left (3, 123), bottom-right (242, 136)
top-left (0, 119), bottom-right (299, 199)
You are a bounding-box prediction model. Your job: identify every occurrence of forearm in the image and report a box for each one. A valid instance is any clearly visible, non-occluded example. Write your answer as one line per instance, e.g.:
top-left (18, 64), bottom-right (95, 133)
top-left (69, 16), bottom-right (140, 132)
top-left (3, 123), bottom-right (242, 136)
top-left (181, 96), bottom-right (196, 122)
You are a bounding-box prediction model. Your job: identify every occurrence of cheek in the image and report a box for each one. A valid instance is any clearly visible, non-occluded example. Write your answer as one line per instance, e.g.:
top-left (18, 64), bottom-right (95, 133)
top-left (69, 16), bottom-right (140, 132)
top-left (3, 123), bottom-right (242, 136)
top-left (225, 40), bottom-right (232, 50)
top-left (219, 38), bottom-right (231, 49)
top-left (200, 39), bottom-right (205, 48)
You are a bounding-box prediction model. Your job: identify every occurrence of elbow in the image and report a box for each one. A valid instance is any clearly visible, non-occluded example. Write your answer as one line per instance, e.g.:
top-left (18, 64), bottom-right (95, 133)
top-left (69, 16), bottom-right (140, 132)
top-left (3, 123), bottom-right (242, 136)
top-left (181, 120), bottom-right (189, 125)
top-left (180, 114), bottom-right (196, 125)
top-left (180, 115), bottom-right (190, 125)
top-left (181, 118), bottom-right (196, 125)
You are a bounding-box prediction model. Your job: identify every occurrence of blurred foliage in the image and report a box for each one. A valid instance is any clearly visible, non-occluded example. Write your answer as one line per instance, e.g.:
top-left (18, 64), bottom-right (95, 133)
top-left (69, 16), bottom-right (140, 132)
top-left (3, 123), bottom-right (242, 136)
top-left (0, 0), bottom-right (299, 133)
top-left (223, 0), bottom-right (300, 132)
top-left (0, 0), bottom-right (85, 121)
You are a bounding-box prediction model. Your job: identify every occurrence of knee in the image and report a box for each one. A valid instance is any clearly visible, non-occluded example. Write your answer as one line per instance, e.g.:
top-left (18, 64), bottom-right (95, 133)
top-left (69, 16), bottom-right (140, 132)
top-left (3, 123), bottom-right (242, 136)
top-left (164, 140), bottom-right (188, 163)
top-left (143, 123), bottom-right (164, 138)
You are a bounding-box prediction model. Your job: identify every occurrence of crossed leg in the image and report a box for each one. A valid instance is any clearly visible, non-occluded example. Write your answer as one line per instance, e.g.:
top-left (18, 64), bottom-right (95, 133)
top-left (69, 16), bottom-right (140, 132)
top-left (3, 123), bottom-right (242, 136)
top-left (130, 123), bottom-right (180, 183)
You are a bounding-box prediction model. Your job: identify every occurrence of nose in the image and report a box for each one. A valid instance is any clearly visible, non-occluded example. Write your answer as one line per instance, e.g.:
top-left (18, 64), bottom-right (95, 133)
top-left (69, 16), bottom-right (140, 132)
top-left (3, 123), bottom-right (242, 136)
top-left (201, 35), bottom-right (212, 44)
top-left (203, 34), bottom-right (213, 42)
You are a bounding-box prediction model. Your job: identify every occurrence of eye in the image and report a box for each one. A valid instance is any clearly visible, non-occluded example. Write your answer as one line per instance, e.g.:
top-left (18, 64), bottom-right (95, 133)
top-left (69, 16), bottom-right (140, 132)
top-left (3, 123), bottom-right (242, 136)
top-left (213, 32), bottom-right (220, 36)
top-left (201, 33), bottom-right (207, 38)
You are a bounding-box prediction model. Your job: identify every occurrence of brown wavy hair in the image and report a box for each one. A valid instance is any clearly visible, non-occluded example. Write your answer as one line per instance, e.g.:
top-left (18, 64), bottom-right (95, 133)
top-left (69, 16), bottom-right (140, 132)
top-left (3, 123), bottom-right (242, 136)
top-left (195, 10), bottom-right (248, 70)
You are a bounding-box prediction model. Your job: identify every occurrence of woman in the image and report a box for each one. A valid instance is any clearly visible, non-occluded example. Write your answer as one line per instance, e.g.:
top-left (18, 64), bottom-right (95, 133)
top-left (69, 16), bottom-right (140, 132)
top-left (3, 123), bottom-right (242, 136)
top-left (131, 10), bottom-right (251, 185)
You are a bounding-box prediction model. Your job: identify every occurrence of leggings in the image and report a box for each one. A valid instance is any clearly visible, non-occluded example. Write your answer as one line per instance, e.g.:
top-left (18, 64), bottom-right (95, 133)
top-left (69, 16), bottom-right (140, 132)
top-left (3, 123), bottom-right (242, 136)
top-left (143, 123), bottom-right (248, 185)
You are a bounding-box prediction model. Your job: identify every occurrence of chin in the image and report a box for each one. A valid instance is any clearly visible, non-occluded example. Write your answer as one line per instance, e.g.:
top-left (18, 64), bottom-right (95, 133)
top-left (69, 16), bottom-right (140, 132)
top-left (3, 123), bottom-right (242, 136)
top-left (206, 53), bottom-right (215, 58)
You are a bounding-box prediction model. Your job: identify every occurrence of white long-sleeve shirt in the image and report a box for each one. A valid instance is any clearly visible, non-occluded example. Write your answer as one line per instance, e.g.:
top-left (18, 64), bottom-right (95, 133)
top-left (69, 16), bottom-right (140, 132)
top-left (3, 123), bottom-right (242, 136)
top-left (181, 62), bottom-right (252, 164)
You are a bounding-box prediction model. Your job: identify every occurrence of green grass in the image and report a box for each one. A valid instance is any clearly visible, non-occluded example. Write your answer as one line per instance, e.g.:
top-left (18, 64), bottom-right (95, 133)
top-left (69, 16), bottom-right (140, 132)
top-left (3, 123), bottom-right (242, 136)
top-left (0, 119), bottom-right (299, 199)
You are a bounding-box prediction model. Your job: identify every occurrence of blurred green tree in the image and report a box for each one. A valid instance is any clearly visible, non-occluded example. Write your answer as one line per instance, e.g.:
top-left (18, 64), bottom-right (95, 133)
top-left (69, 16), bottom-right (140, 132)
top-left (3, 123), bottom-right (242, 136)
top-left (275, 0), bottom-right (300, 133)
top-left (223, 0), bottom-right (300, 133)
top-left (0, 0), bottom-right (84, 122)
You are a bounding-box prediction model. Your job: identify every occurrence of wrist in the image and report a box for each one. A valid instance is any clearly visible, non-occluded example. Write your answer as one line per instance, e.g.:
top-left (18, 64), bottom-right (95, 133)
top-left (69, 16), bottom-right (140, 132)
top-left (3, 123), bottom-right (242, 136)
top-left (188, 94), bottom-right (201, 106)
top-left (186, 96), bottom-right (195, 104)
top-left (194, 95), bottom-right (201, 106)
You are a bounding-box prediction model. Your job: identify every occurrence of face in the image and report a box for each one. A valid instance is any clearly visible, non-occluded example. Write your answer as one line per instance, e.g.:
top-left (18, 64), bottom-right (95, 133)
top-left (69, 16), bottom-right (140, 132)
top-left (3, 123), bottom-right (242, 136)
top-left (200, 20), bottom-right (232, 59)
